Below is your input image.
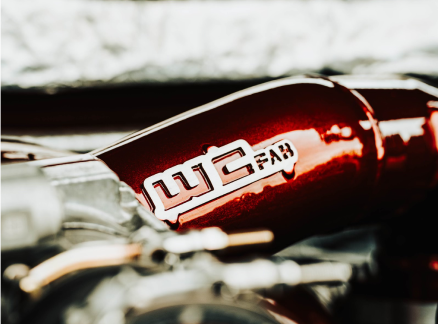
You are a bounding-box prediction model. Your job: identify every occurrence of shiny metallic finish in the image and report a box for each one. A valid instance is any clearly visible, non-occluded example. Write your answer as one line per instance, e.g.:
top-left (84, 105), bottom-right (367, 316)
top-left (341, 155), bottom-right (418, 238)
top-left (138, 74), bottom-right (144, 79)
top-left (61, 254), bottom-right (349, 324)
top-left (162, 227), bottom-right (274, 254)
top-left (334, 75), bottom-right (438, 218)
top-left (19, 243), bottom-right (142, 295)
top-left (94, 75), bottom-right (438, 251)
top-left (93, 76), bottom-right (382, 250)
top-left (1, 163), bottom-right (63, 250)
top-left (1, 138), bottom-right (75, 164)
top-left (38, 156), bottom-right (168, 237)
top-left (15, 226), bottom-right (275, 294)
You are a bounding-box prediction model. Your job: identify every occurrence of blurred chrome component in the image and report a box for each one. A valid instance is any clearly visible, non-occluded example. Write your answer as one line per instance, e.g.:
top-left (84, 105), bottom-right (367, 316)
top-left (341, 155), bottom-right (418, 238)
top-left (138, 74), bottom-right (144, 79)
top-left (1, 137), bottom-right (75, 164)
top-left (1, 163), bottom-right (63, 250)
top-left (3, 264), bottom-right (30, 282)
top-left (63, 255), bottom-right (352, 324)
top-left (16, 227), bottom-right (274, 295)
top-left (43, 159), bottom-right (132, 225)
top-left (3, 132), bottom-right (134, 154)
top-left (38, 156), bottom-right (168, 237)
top-left (19, 243), bottom-right (142, 294)
top-left (163, 228), bottom-right (229, 253)
top-left (2, 154), bottom-right (167, 249)
top-left (162, 227), bottom-right (274, 254)
top-left (223, 260), bottom-right (352, 290)
top-left (299, 262), bottom-right (353, 284)
top-left (222, 260), bottom-right (302, 289)
top-left (227, 229), bottom-right (274, 247)
top-left (65, 265), bottom-right (280, 324)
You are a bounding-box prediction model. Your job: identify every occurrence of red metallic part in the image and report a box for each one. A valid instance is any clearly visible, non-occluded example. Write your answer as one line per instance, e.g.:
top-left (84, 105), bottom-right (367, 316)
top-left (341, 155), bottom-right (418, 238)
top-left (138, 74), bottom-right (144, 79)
top-left (353, 86), bottom-right (438, 218)
top-left (94, 78), bottom-right (377, 247)
top-left (93, 77), bottom-right (438, 251)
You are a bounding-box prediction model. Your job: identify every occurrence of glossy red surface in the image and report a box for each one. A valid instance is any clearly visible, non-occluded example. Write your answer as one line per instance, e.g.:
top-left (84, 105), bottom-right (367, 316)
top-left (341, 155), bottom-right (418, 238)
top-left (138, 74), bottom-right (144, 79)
top-left (354, 87), bottom-right (438, 219)
top-left (94, 77), bottom-right (438, 251)
top-left (96, 80), bottom-right (378, 249)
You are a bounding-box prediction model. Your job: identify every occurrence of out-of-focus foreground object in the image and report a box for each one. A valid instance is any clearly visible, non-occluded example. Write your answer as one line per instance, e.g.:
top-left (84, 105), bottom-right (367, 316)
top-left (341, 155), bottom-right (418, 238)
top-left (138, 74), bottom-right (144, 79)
top-left (1, 164), bottom-right (64, 250)
top-left (1, 138), bottom-right (75, 164)
top-left (1, 156), bottom-right (345, 324)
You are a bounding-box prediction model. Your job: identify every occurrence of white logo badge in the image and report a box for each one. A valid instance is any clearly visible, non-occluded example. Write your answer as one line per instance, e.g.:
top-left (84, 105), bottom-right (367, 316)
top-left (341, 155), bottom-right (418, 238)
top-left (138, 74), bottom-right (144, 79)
top-left (143, 139), bottom-right (298, 222)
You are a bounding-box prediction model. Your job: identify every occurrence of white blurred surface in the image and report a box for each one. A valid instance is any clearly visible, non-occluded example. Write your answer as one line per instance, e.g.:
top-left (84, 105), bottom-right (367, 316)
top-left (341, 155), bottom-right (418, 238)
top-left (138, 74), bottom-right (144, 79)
top-left (2, 0), bottom-right (438, 88)
top-left (4, 132), bottom-right (133, 152)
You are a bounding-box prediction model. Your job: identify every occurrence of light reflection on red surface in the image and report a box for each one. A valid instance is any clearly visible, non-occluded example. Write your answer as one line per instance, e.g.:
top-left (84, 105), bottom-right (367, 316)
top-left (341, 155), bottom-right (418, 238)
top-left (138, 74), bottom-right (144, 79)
top-left (179, 126), bottom-right (363, 226)
top-left (97, 80), bottom-right (393, 249)
top-left (254, 128), bottom-right (362, 177)
top-left (429, 110), bottom-right (438, 151)
top-left (366, 112), bottom-right (385, 161)
top-left (350, 89), bottom-right (385, 161)
top-left (429, 259), bottom-right (438, 272)
top-left (179, 173), bottom-right (287, 225)
top-left (379, 117), bottom-right (426, 144)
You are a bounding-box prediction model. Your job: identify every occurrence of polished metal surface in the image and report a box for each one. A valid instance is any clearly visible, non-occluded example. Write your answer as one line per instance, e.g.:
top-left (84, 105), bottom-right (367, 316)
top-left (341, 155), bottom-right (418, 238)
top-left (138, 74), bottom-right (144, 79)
top-left (1, 164), bottom-right (63, 250)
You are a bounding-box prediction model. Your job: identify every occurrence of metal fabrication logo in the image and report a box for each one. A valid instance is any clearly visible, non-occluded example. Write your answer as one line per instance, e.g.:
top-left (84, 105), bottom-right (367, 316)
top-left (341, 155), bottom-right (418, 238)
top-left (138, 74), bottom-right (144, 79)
top-left (143, 139), bottom-right (298, 222)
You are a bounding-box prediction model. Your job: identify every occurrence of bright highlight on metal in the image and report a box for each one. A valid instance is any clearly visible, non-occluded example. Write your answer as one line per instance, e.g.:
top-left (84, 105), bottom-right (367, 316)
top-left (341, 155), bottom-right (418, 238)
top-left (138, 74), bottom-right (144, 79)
top-left (19, 244), bottom-right (142, 294)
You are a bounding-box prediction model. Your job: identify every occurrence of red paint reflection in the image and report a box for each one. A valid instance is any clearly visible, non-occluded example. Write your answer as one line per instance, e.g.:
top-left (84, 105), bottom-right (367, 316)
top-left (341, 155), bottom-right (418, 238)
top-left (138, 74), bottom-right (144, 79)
top-left (254, 127), bottom-right (363, 177)
top-left (179, 125), bottom-right (364, 228)
top-left (93, 79), bottom-right (438, 250)
top-left (429, 110), bottom-right (438, 151)
top-left (429, 259), bottom-right (438, 272)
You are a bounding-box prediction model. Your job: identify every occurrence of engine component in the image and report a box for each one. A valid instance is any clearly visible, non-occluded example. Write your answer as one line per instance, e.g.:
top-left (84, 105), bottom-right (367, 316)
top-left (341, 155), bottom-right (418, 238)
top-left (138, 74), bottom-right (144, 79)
top-left (1, 138), bottom-right (74, 164)
top-left (3, 75), bottom-right (438, 324)
top-left (1, 163), bottom-right (63, 251)
top-left (60, 253), bottom-right (351, 324)
top-left (92, 75), bottom-right (438, 251)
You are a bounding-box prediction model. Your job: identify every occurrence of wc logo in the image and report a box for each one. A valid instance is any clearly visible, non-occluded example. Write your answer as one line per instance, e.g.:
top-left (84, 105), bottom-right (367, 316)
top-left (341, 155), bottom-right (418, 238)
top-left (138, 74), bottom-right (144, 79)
top-left (143, 139), bottom-right (298, 222)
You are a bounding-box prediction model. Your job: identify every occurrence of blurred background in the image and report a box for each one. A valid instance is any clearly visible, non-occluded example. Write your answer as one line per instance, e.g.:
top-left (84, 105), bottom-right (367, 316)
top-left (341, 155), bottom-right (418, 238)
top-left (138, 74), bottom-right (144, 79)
top-left (2, 0), bottom-right (438, 153)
